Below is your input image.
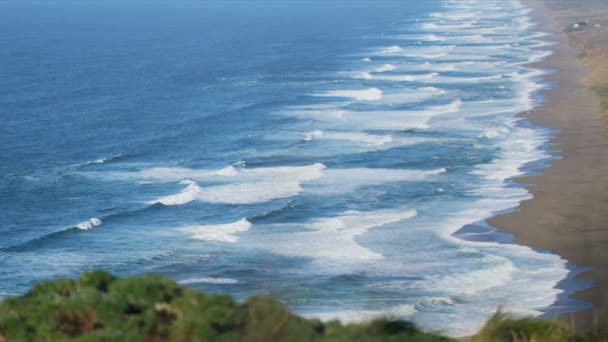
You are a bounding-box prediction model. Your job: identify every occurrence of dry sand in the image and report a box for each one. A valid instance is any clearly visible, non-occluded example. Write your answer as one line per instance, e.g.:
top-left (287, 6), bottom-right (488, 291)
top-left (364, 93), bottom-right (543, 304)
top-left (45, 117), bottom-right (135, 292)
top-left (489, 0), bottom-right (608, 330)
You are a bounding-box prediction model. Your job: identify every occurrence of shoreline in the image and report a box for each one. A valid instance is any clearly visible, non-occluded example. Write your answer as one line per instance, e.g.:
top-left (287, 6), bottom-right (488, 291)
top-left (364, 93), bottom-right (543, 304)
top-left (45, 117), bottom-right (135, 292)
top-left (489, 0), bottom-right (608, 330)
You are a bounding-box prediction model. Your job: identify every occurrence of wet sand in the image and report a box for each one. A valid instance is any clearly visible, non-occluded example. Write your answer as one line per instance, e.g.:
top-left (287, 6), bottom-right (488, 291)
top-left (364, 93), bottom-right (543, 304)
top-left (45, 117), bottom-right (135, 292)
top-left (489, 0), bottom-right (608, 330)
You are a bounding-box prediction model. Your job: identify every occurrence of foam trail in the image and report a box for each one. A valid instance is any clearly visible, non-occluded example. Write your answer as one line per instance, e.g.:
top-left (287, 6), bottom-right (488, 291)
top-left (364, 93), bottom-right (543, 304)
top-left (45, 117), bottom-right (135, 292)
top-left (178, 218), bottom-right (251, 243)
top-left (145, 162), bottom-right (443, 205)
top-left (380, 87), bottom-right (445, 104)
top-left (314, 88), bottom-right (383, 101)
top-left (155, 180), bottom-right (304, 205)
top-left (378, 45), bottom-right (455, 58)
top-left (297, 130), bottom-right (454, 154)
top-left (134, 163), bottom-right (327, 183)
top-left (381, 45), bottom-right (403, 54)
top-left (262, 209), bottom-right (418, 261)
top-left (303, 131), bottom-right (393, 146)
top-left (155, 180), bottom-right (202, 206)
top-left (287, 99), bottom-right (461, 130)
top-left (309, 304), bottom-right (418, 324)
top-left (76, 154), bottom-right (124, 167)
top-left (146, 163), bottom-right (326, 205)
top-left (374, 64), bottom-right (397, 72)
top-left (179, 277), bottom-right (239, 285)
top-left (196, 181), bottom-right (303, 204)
top-left (299, 86), bottom-right (443, 105)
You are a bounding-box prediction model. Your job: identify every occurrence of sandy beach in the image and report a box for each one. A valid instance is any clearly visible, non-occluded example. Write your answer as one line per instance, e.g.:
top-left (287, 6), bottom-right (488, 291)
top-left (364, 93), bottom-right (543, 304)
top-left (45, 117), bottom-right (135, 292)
top-left (489, 0), bottom-right (608, 330)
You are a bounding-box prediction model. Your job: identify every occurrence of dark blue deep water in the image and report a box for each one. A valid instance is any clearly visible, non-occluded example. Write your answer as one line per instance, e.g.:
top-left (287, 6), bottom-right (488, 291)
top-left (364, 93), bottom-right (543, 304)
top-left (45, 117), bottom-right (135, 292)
top-left (0, 0), bottom-right (577, 335)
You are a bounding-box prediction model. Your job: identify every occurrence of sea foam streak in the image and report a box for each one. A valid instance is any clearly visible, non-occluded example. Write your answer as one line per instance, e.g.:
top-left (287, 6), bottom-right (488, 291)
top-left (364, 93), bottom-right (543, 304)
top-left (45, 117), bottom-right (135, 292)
top-left (314, 88), bottom-right (383, 101)
top-left (303, 130), bottom-right (393, 146)
top-left (286, 99), bottom-right (461, 130)
top-left (179, 277), bottom-right (239, 285)
top-left (150, 164), bottom-right (444, 205)
top-left (301, 130), bottom-right (452, 152)
top-left (146, 163), bottom-right (324, 205)
top-left (178, 218), bottom-right (252, 243)
top-left (260, 209), bottom-right (418, 261)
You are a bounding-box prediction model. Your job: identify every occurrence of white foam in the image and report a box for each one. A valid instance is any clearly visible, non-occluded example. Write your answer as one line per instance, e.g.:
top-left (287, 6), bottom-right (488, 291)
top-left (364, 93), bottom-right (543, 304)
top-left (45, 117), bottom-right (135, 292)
top-left (179, 218), bottom-right (251, 243)
top-left (214, 165), bottom-right (238, 176)
top-left (154, 179), bottom-right (304, 206)
top-left (304, 131), bottom-right (393, 146)
top-left (288, 99), bottom-right (461, 130)
top-left (324, 0), bottom-right (568, 335)
top-left (388, 33), bottom-right (490, 44)
top-left (311, 168), bottom-right (446, 196)
top-left (421, 34), bottom-right (446, 42)
top-left (197, 181), bottom-right (304, 204)
top-left (470, 124), bottom-right (548, 182)
top-left (366, 72), bottom-right (439, 82)
top-left (137, 163), bottom-right (327, 183)
top-left (141, 162), bottom-right (445, 205)
top-left (309, 304), bottom-right (418, 324)
top-left (147, 164), bottom-right (327, 205)
top-left (263, 209), bottom-right (418, 261)
top-left (75, 217), bottom-right (102, 230)
top-left (379, 45), bottom-right (455, 59)
top-left (155, 180), bottom-right (201, 206)
top-left (303, 130), bottom-right (324, 141)
top-left (76, 154), bottom-right (123, 167)
top-left (301, 130), bottom-right (452, 152)
top-left (374, 64), bottom-right (397, 73)
top-left (381, 45), bottom-right (403, 54)
top-left (421, 254), bottom-right (516, 296)
top-left (150, 164), bottom-right (443, 205)
top-left (380, 87), bottom-right (446, 104)
top-left (353, 72), bottom-right (373, 80)
top-left (179, 277), bottom-right (239, 285)
top-left (314, 88), bottom-right (383, 101)
top-left (430, 11), bottom-right (481, 20)
top-left (412, 61), bottom-right (508, 73)
top-left (419, 74), bottom-right (503, 84)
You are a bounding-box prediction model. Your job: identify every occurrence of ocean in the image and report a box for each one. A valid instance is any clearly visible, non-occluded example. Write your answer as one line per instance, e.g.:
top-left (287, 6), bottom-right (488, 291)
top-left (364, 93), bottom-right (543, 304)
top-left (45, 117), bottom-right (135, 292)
top-left (0, 0), bottom-right (583, 336)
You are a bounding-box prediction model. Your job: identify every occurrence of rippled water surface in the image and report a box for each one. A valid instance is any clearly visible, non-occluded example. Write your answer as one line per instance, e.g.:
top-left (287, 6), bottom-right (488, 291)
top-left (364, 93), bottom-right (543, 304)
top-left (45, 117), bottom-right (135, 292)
top-left (0, 0), bottom-right (574, 336)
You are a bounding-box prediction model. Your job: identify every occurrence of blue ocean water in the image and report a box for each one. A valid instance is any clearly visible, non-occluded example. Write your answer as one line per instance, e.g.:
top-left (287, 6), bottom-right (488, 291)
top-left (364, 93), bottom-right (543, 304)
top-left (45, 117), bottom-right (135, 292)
top-left (0, 0), bottom-right (580, 336)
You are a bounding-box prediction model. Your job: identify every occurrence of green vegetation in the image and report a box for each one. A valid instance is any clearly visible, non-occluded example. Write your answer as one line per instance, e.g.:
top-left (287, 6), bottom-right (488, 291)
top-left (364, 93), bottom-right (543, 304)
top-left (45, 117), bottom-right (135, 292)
top-left (0, 271), bottom-right (449, 341)
top-left (577, 52), bottom-right (588, 60)
top-left (0, 271), bottom-right (606, 341)
top-left (472, 312), bottom-right (576, 342)
top-left (592, 85), bottom-right (608, 112)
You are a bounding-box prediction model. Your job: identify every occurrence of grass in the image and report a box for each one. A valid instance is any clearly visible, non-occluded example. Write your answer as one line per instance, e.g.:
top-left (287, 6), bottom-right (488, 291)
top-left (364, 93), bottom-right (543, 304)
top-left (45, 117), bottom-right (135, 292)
top-left (0, 271), bottom-right (449, 341)
top-left (592, 85), bottom-right (608, 112)
top-left (0, 271), bottom-right (606, 341)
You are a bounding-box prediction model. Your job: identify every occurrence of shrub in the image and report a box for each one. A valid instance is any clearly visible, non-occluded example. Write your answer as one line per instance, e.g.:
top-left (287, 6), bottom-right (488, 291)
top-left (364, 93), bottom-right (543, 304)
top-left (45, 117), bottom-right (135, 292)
top-left (0, 271), bottom-right (449, 341)
top-left (0, 271), bottom-right (605, 341)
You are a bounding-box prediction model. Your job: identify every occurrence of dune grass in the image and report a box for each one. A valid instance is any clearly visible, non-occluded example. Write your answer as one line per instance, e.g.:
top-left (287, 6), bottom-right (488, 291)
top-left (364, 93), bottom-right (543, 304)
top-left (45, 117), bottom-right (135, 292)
top-left (0, 271), bottom-right (605, 341)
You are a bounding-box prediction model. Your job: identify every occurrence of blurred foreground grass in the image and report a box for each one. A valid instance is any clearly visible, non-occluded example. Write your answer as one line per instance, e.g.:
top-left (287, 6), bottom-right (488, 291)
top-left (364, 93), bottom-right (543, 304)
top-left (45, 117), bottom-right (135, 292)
top-left (0, 271), bottom-right (606, 341)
